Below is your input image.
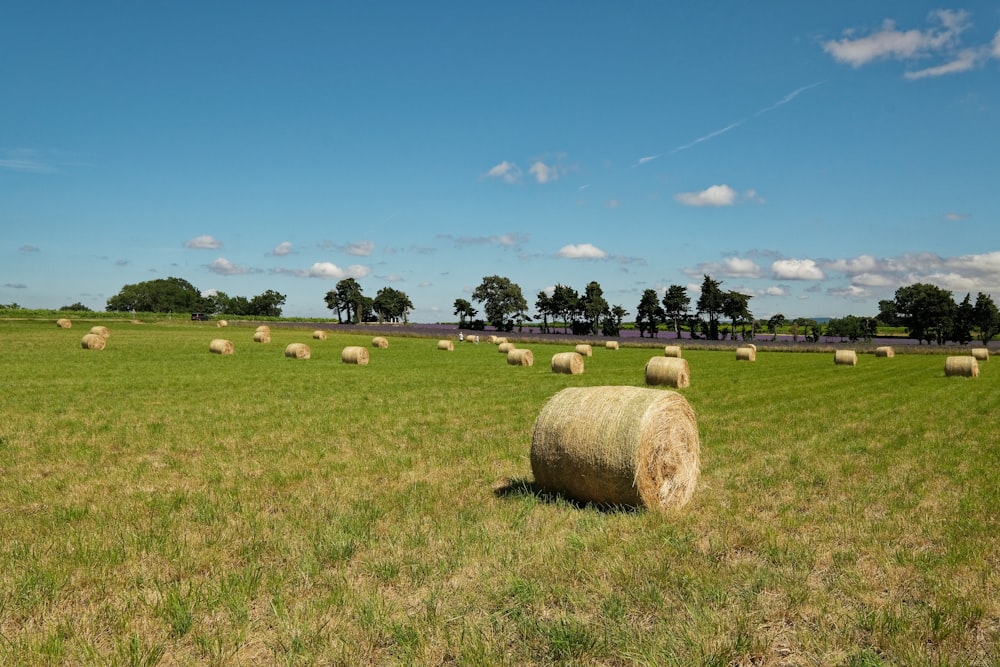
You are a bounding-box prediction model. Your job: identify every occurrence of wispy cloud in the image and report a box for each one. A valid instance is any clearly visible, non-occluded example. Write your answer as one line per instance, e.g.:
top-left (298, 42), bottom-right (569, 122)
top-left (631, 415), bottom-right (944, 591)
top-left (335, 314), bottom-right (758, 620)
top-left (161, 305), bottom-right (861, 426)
top-left (4, 283), bottom-right (27, 289)
top-left (558, 243), bottom-right (608, 259)
top-left (669, 121), bottom-right (744, 155)
top-left (207, 257), bottom-right (259, 275)
top-left (184, 235), bottom-right (223, 250)
top-left (277, 262), bottom-right (372, 280)
top-left (754, 81), bottom-right (826, 116)
top-left (0, 149), bottom-right (57, 173)
top-left (272, 241), bottom-right (294, 256)
top-left (439, 233), bottom-right (528, 249)
top-left (19, 245), bottom-right (40, 253)
top-left (484, 160), bottom-right (522, 184)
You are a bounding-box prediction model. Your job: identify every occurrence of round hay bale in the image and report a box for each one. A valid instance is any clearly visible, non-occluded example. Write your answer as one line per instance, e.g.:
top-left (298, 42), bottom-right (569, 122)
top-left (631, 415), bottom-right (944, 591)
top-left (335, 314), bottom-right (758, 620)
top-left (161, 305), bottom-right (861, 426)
top-left (372, 336), bottom-right (389, 349)
top-left (56, 318), bottom-right (72, 329)
top-left (834, 350), bottom-right (857, 366)
top-left (285, 343), bottom-right (311, 359)
top-left (253, 331), bottom-right (271, 344)
top-left (342, 345), bottom-right (370, 365)
top-left (486, 335), bottom-right (498, 344)
top-left (437, 339), bottom-right (454, 351)
top-left (663, 345), bottom-right (682, 358)
top-left (574, 344), bottom-right (593, 357)
top-left (551, 352), bottom-right (584, 375)
top-left (971, 348), bottom-right (989, 362)
top-left (89, 325), bottom-right (110, 339)
top-left (735, 346), bottom-right (756, 361)
top-left (312, 330), bottom-right (327, 340)
top-left (255, 325), bottom-right (271, 334)
top-left (645, 357), bottom-right (690, 389)
top-left (209, 339), bottom-right (234, 355)
top-left (494, 337), bottom-right (508, 345)
top-left (875, 346), bottom-right (895, 358)
top-left (945, 356), bottom-right (979, 377)
top-left (605, 341), bottom-right (619, 350)
top-left (498, 342), bottom-right (516, 353)
top-left (746, 343), bottom-right (757, 352)
top-left (80, 333), bottom-right (106, 350)
top-left (530, 386), bottom-right (700, 511)
top-left (507, 348), bottom-right (534, 366)
top-left (216, 320), bottom-right (228, 328)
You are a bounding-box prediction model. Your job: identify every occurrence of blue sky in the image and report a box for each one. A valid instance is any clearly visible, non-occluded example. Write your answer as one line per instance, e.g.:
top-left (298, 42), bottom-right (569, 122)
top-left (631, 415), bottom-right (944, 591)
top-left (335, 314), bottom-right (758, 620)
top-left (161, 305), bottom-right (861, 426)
top-left (3, 2), bottom-right (999, 322)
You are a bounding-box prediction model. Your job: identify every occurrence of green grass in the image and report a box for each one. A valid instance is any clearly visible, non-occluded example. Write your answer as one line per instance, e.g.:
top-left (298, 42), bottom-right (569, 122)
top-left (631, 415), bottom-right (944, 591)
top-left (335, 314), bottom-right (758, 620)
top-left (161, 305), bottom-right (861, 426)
top-left (1, 320), bottom-right (998, 665)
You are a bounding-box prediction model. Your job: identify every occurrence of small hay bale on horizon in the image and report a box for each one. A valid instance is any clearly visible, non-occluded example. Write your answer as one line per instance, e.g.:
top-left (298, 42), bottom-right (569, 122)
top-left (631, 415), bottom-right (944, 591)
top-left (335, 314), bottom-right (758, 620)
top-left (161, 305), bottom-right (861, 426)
top-left (89, 325), bottom-right (110, 339)
top-left (735, 346), bottom-right (756, 361)
top-left (834, 350), bottom-right (858, 366)
top-left (575, 344), bottom-right (593, 357)
top-left (56, 319), bottom-right (72, 329)
top-left (437, 339), bottom-right (454, 351)
top-left (645, 357), bottom-right (690, 389)
top-left (487, 335), bottom-right (498, 344)
top-left (507, 348), bottom-right (534, 366)
top-left (285, 343), bottom-right (311, 359)
top-left (216, 320), bottom-right (228, 328)
top-left (663, 345), bottom-right (682, 358)
top-left (530, 386), bottom-right (700, 511)
top-left (209, 339), bottom-right (234, 355)
top-left (312, 330), bottom-right (327, 340)
top-left (494, 336), bottom-right (508, 345)
top-left (342, 346), bottom-right (370, 365)
top-left (945, 356), bottom-right (979, 377)
top-left (498, 342), bottom-right (516, 354)
top-left (605, 341), bottom-right (619, 350)
top-left (253, 331), bottom-right (271, 344)
top-left (372, 336), bottom-right (389, 349)
top-left (551, 352), bottom-right (584, 375)
top-left (80, 333), bottom-right (106, 350)
top-left (971, 348), bottom-right (989, 361)
top-left (875, 346), bottom-right (895, 358)
top-left (255, 325), bottom-right (271, 334)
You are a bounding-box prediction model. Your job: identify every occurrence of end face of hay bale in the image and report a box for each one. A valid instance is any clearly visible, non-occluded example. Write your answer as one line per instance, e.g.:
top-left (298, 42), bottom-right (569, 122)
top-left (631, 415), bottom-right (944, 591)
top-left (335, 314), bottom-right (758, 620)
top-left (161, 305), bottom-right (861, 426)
top-left (551, 352), bottom-right (584, 375)
top-left (252, 331), bottom-right (271, 344)
top-left (875, 346), bottom-right (895, 358)
top-left (342, 345), bottom-right (370, 365)
top-left (735, 346), bottom-right (756, 361)
top-left (498, 342), bottom-right (515, 353)
top-left (372, 336), bottom-right (389, 349)
top-left (89, 325), bottom-right (110, 339)
top-left (663, 345), bottom-right (682, 358)
top-left (645, 357), bottom-right (690, 388)
top-left (80, 333), bottom-right (106, 350)
top-left (209, 338), bottom-right (234, 355)
top-left (312, 330), bottom-right (327, 340)
top-left (574, 344), bottom-right (593, 357)
top-left (437, 339), bottom-right (454, 351)
top-left (945, 356), bottom-right (979, 377)
top-left (507, 348), bottom-right (534, 366)
top-left (834, 350), bottom-right (858, 366)
top-left (971, 348), bottom-right (989, 361)
top-left (605, 341), bottom-right (619, 350)
top-left (56, 319), bottom-right (72, 328)
top-left (530, 386), bottom-right (700, 511)
top-left (285, 343), bottom-right (311, 359)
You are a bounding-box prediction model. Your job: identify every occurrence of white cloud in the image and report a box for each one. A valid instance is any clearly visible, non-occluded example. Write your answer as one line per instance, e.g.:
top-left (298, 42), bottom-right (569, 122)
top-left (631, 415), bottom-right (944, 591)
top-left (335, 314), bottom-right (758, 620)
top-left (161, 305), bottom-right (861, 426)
top-left (207, 257), bottom-right (253, 275)
top-left (485, 161), bottom-right (522, 184)
top-left (772, 259), bottom-right (825, 280)
top-left (823, 10), bottom-right (970, 67)
top-left (993, 30), bottom-right (1000, 57)
top-left (721, 257), bottom-right (762, 278)
top-left (824, 254), bottom-right (878, 275)
top-left (306, 262), bottom-right (370, 280)
top-left (851, 273), bottom-right (895, 287)
top-left (529, 161), bottom-right (557, 184)
top-left (184, 235), bottom-right (223, 250)
top-left (345, 240), bottom-right (375, 256)
top-left (765, 286), bottom-right (788, 297)
top-left (272, 241), bottom-right (293, 256)
top-left (558, 243), bottom-right (608, 259)
top-left (905, 48), bottom-right (981, 80)
top-left (674, 184), bottom-right (737, 207)
top-left (828, 285), bottom-right (871, 299)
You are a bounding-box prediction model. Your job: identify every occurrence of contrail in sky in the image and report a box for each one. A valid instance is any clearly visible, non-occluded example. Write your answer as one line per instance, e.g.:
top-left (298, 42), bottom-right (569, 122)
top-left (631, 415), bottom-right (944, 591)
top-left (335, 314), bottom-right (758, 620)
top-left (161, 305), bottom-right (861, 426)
top-left (754, 80), bottom-right (827, 117)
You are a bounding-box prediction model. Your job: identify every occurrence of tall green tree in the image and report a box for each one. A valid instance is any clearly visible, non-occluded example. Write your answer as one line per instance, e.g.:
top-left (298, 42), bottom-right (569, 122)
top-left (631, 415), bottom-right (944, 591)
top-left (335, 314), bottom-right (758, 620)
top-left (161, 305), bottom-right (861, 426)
top-left (635, 289), bottom-right (665, 338)
top-left (951, 293), bottom-right (975, 344)
top-left (249, 290), bottom-right (286, 317)
top-left (471, 275), bottom-right (527, 332)
top-left (696, 275), bottom-right (725, 340)
top-left (534, 291), bottom-right (553, 334)
top-left (722, 290), bottom-right (753, 340)
top-left (580, 281), bottom-right (609, 336)
top-left (602, 304), bottom-right (628, 337)
top-left (893, 283), bottom-right (956, 344)
top-left (661, 285), bottom-right (690, 339)
top-left (767, 313), bottom-right (786, 341)
top-left (549, 284), bottom-right (579, 333)
top-left (974, 292), bottom-right (1000, 344)
top-left (325, 278), bottom-right (365, 324)
top-left (453, 298), bottom-right (476, 328)
top-left (374, 287), bottom-right (413, 323)
top-left (106, 277), bottom-right (210, 313)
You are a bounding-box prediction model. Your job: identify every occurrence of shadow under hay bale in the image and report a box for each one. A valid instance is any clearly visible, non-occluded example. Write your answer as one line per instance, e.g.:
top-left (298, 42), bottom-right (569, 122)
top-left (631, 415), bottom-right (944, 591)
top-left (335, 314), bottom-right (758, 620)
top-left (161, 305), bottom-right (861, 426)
top-left (530, 386), bottom-right (700, 511)
top-left (209, 339), bottom-right (234, 355)
top-left (80, 333), bottom-right (106, 350)
top-left (834, 350), bottom-right (858, 366)
top-left (285, 343), bottom-right (311, 359)
top-left (551, 352), bottom-right (584, 375)
top-left (875, 346), bottom-right (894, 358)
top-left (507, 348), bottom-right (534, 366)
top-left (645, 356), bottom-right (690, 388)
top-left (945, 356), bottom-right (979, 377)
top-left (342, 346), bottom-right (369, 365)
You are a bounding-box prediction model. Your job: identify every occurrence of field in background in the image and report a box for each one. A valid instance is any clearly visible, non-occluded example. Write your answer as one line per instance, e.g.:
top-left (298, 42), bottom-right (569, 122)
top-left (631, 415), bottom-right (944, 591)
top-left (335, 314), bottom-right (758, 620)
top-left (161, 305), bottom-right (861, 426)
top-left (1, 319), bottom-right (998, 666)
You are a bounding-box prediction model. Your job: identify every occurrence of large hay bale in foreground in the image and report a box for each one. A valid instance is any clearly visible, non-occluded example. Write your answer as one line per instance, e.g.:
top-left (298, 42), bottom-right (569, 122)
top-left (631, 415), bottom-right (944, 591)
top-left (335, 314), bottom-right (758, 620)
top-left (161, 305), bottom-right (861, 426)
top-left (89, 326), bottom-right (110, 339)
top-left (575, 344), bottom-right (593, 357)
top-left (372, 336), bottom-right (389, 349)
top-left (498, 342), bottom-right (516, 354)
top-left (437, 340), bottom-right (454, 351)
top-left (531, 386), bottom-right (700, 511)
top-left (312, 330), bottom-right (327, 340)
top-left (342, 346), bottom-right (369, 365)
top-left (875, 346), bottom-right (895, 358)
top-left (834, 350), bottom-right (858, 366)
top-left (56, 319), bottom-right (72, 329)
top-left (663, 345), bottom-right (682, 358)
top-left (253, 331), bottom-right (271, 344)
top-left (551, 352), bottom-right (584, 375)
top-left (945, 356), bottom-right (979, 377)
top-left (209, 339), bottom-right (234, 355)
top-left (285, 343), bottom-right (311, 359)
top-left (971, 348), bottom-right (989, 362)
top-left (645, 357), bottom-right (690, 388)
top-left (735, 346), bottom-right (756, 361)
top-left (507, 348), bottom-right (534, 366)
top-left (605, 341), bottom-right (619, 350)
top-left (80, 333), bottom-right (106, 350)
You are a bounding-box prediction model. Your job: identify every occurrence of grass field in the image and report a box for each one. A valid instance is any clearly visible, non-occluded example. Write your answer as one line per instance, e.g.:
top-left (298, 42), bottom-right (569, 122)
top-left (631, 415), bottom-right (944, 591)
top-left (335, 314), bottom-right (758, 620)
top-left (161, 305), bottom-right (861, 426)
top-left (1, 319), bottom-right (997, 666)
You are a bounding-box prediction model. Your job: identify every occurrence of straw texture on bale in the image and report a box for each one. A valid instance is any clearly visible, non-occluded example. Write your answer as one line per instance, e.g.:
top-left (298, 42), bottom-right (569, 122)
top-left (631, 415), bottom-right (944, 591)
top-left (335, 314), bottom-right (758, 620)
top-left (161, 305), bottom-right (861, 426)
top-left (486, 335), bottom-right (498, 344)
top-left (507, 349), bottom-right (534, 366)
top-left (530, 386), bottom-right (700, 511)
top-left (312, 330), bottom-right (327, 340)
top-left (80, 333), bottom-right (106, 350)
top-left (56, 319), bottom-right (72, 328)
top-left (575, 344), bottom-right (593, 357)
top-left (89, 325), bottom-right (110, 339)
top-left (285, 343), bottom-right (311, 359)
top-left (372, 336), bottom-right (389, 349)
top-left (342, 346), bottom-right (370, 365)
top-left (945, 356), bottom-right (979, 377)
top-left (255, 325), bottom-right (271, 334)
top-left (605, 341), bottom-right (619, 350)
top-left (971, 348), bottom-right (989, 361)
top-left (735, 346), bottom-right (756, 361)
top-left (494, 337), bottom-right (508, 345)
top-left (875, 346), bottom-right (895, 358)
top-left (498, 342), bottom-right (516, 354)
top-left (216, 320), bottom-right (228, 328)
top-left (551, 352), bottom-right (584, 375)
top-left (645, 357), bottom-right (690, 388)
top-left (437, 339), bottom-right (454, 351)
top-left (209, 339), bottom-right (234, 355)
top-left (253, 331), bottom-right (271, 344)
top-left (663, 345), bottom-right (682, 358)
top-left (834, 350), bottom-right (858, 366)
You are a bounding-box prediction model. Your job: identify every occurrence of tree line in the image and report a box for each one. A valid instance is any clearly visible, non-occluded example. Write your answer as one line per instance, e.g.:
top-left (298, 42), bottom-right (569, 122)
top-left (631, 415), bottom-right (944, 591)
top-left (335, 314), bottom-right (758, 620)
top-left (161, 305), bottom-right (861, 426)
top-left (105, 277), bottom-right (287, 317)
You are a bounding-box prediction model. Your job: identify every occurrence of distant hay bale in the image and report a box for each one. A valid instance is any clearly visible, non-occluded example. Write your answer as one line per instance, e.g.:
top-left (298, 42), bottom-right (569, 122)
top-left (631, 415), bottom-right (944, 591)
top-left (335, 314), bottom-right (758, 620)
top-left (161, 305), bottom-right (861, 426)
top-left (216, 320), bottom-right (228, 328)
top-left (507, 349), bottom-right (534, 366)
top-left (494, 337), bottom-right (508, 345)
top-left (663, 345), bottom-right (682, 358)
top-left (372, 336), bottom-right (389, 349)
top-left (735, 346), bottom-right (756, 361)
top-left (486, 335), bottom-right (498, 344)
top-left (834, 350), bottom-right (858, 366)
top-left (437, 339), bottom-right (454, 351)
top-left (746, 343), bottom-right (757, 352)
top-left (312, 330), bottom-right (327, 340)
top-left (971, 348), bottom-right (989, 361)
top-left (875, 346), bottom-right (895, 358)
top-left (80, 333), bottom-right (106, 350)
top-left (498, 342), bottom-right (516, 353)
top-left (605, 341), bottom-right (619, 350)
top-left (551, 352), bottom-right (584, 375)
top-left (342, 346), bottom-right (370, 365)
top-left (645, 357), bottom-right (690, 389)
top-left (209, 339), bottom-right (234, 355)
top-left (56, 319), bottom-right (72, 329)
top-left (89, 325), bottom-right (110, 339)
top-left (255, 325), bottom-right (270, 334)
top-left (575, 344), bottom-right (593, 357)
top-left (530, 386), bottom-right (700, 511)
top-left (945, 356), bottom-right (979, 377)
top-left (252, 331), bottom-right (271, 343)
top-left (285, 343), bottom-right (311, 359)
